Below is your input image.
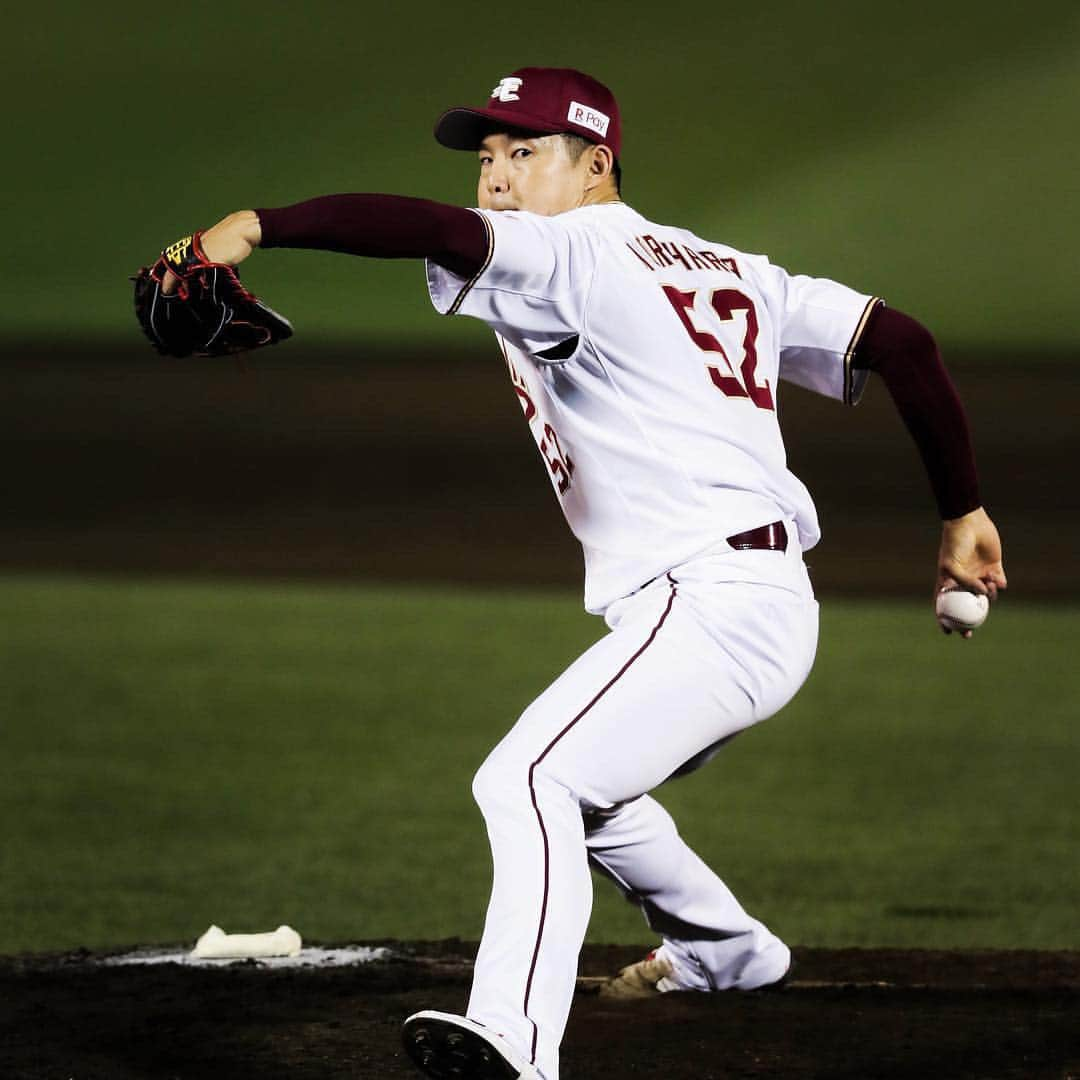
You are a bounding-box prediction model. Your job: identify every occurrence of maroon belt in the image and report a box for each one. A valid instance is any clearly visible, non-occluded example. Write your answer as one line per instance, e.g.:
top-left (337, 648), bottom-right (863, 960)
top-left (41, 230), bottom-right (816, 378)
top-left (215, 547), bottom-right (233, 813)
top-left (636, 520), bottom-right (788, 593)
top-left (726, 520), bottom-right (788, 552)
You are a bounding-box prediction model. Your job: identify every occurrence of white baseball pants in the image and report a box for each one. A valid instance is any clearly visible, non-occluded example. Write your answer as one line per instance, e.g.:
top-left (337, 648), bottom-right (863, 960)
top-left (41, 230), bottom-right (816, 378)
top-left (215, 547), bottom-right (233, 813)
top-left (466, 537), bottom-right (819, 1080)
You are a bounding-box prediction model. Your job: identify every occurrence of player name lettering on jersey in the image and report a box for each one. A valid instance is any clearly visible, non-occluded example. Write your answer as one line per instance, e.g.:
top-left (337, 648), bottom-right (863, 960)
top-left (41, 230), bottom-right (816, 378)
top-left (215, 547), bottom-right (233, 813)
top-left (626, 234), bottom-right (740, 277)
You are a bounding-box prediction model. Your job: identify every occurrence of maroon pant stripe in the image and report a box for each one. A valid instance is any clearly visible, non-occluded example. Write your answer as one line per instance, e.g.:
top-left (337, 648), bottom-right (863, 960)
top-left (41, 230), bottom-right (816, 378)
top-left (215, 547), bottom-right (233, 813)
top-left (523, 579), bottom-right (678, 1063)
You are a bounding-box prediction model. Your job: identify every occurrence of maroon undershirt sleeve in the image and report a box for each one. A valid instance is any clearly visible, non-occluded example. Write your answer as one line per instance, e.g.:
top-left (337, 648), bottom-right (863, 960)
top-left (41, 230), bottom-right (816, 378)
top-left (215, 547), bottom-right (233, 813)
top-left (254, 194), bottom-right (489, 279)
top-left (853, 303), bottom-right (981, 520)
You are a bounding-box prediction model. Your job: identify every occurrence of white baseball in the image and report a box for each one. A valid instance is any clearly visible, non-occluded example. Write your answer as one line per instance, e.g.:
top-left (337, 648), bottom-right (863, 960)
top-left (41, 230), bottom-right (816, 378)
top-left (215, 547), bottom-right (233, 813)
top-left (935, 587), bottom-right (989, 632)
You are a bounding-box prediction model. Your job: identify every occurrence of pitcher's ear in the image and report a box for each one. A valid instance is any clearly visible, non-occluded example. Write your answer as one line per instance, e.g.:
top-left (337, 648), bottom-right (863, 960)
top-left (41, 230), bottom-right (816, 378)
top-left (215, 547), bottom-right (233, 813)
top-left (589, 144), bottom-right (615, 179)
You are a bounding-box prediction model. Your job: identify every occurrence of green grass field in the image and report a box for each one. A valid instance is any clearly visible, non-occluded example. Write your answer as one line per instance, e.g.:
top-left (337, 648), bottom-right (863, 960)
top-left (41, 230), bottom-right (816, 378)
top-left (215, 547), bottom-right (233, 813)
top-left (1, 574), bottom-right (1074, 956)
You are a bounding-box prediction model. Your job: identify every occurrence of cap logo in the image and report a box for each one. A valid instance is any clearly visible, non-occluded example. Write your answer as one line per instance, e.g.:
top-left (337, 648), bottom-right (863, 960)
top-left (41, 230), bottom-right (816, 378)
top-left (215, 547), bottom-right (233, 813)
top-left (567, 101), bottom-right (610, 138)
top-left (491, 77), bottom-right (523, 103)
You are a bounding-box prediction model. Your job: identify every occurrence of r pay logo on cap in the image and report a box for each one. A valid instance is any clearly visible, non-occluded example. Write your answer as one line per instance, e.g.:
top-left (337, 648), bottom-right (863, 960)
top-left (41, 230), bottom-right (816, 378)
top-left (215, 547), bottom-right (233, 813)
top-left (492, 77), bottom-right (522, 102)
top-left (567, 101), bottom-right (610, 138)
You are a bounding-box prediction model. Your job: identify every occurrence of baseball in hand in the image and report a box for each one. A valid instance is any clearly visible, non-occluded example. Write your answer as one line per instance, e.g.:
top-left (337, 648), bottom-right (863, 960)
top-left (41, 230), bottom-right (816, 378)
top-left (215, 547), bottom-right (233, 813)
top-left (935, 586), bottom-right (989, 632)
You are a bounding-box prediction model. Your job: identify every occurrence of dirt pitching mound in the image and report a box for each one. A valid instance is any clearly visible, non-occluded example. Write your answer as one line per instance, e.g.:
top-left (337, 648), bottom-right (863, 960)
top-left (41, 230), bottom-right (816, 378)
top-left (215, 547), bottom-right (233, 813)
top-left (2, 940), bottom-right (1077, 1079)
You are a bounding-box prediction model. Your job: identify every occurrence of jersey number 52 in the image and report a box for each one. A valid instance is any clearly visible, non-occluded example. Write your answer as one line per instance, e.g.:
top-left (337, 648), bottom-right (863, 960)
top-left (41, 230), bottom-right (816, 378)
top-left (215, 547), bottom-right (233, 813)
top-left (661, 286), bottom-right (774, 412)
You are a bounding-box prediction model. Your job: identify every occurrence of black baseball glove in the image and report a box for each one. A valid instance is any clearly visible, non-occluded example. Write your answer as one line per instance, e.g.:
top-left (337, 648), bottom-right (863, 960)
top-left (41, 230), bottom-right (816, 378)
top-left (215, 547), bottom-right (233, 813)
top-left (132, 232), bottom-right (293, 358)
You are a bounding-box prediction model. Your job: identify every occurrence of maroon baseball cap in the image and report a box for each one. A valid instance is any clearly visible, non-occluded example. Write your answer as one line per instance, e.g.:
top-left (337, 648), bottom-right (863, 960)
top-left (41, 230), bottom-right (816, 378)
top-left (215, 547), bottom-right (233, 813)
top-left (435, 67), bottom-right (622, 160)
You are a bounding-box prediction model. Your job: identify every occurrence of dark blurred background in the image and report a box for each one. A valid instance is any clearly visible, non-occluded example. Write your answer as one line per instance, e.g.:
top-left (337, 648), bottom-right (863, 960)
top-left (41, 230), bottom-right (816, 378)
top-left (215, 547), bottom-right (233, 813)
top-left (5, 343), bottom-right (1075, 597)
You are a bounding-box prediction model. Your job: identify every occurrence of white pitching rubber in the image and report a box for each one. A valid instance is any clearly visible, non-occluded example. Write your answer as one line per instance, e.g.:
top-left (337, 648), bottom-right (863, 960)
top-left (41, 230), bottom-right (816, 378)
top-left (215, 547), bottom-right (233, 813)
top-left (192, 924), bottom-right (302, 959)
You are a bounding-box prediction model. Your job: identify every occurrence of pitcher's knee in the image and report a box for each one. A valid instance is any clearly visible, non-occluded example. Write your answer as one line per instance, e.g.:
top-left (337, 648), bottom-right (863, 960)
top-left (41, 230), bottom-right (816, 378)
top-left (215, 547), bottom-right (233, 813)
top-left (471, 743), bottom-right (534, 817)
top-left (472, 737), bottom-right (586, 821)
top-left (471, 753), bottom-right (503, 815)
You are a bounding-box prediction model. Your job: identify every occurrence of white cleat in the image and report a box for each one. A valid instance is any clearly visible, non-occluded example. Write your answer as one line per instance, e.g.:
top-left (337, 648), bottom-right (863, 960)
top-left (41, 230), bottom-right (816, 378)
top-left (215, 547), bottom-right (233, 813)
top-left (402, 1010), bottom-right (542, 1079)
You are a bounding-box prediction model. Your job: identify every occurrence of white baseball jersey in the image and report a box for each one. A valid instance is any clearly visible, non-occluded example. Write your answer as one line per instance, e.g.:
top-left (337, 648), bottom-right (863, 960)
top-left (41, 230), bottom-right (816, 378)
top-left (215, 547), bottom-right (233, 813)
top-left (426, 202), bottom-right (877, 614)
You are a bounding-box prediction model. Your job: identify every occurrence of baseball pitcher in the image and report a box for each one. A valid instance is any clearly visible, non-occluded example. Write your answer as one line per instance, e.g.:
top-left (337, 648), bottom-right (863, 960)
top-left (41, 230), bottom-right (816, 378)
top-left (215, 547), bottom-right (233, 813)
top-left (135, 67), bottom-right (1007, 1080)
